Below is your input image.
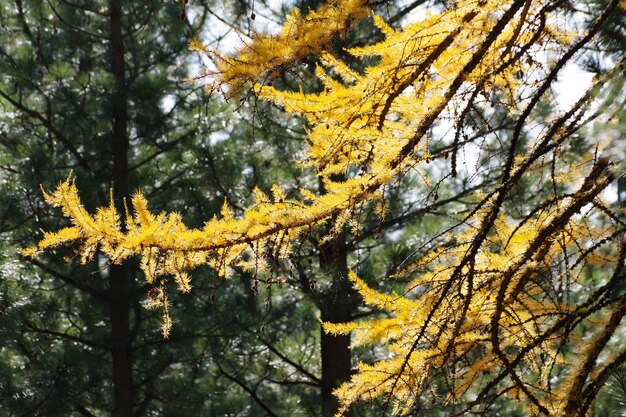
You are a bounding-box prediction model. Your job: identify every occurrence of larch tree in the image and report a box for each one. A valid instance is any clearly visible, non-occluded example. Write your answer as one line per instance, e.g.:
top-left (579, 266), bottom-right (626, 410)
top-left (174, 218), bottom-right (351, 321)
top-left (23, 0), bottom-right (626, 416)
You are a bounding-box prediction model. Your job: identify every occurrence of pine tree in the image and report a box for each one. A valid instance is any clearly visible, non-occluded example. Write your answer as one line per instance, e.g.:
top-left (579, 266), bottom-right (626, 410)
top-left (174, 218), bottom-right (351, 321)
top-left (0, 0), bottom-right (262, 415)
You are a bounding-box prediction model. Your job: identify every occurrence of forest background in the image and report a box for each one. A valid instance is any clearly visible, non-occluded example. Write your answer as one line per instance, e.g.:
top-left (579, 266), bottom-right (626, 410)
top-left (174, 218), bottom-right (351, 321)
top-left (1, 0), bottom-right (625, 416)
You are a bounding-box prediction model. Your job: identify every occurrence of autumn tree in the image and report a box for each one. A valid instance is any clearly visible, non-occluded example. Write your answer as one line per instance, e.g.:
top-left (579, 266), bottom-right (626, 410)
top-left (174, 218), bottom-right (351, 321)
top-left (24, 0), bottom-right (626, 416)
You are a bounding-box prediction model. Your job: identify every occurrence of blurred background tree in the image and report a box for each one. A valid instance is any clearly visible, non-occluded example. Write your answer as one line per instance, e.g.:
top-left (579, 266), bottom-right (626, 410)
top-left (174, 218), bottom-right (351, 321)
top-left (0, 0), bottom-right (261, 415)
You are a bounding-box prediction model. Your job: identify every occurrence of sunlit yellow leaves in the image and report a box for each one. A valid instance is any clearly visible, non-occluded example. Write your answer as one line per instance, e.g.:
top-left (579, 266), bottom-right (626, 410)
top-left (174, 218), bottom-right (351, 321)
top-left (326, 178), bottom-right (617, 414)
top-left (334, 354), bottom-right (431, 416)
top-left (193, 0), bottom-right (369, 97)
top-left (25, 0), bottom-right (624, 412)
top-left (25, 173), bottom-right (383, 335)
top-left (36, 227), bottom-right (82, 253)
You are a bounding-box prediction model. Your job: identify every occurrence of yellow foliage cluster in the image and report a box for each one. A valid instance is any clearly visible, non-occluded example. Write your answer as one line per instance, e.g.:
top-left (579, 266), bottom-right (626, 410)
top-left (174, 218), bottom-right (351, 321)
top-left (28, 0), bottom-right (575, 314)
top-left (25, 0), bottom-right (625, 414)
top-left (325, 179), bottom-right (617, 414)
top-left (189, 0), bottom-right (370, 97)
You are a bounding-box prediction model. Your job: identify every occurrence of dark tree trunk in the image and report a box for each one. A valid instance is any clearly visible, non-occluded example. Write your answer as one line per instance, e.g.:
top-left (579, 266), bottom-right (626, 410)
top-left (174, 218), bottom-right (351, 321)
top-left (319, 233), bottom-right (353, 417)
top-left (320, 303), bottom-right (352, 417)
top-left (109, 264), bottom-right (134, 417)
top-left (109, 1), bottom-right (133, 416)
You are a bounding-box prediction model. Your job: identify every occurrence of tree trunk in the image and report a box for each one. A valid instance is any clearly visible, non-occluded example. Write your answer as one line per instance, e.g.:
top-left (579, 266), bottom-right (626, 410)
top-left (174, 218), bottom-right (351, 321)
top-left (109, 1), bottom-right (133, 416)
top-left (109, 264), bottom-right (134, 417)
top-left (320, 303), bottom-right (352, 417)
top-left (319, 234), bottom-right (353, 417)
